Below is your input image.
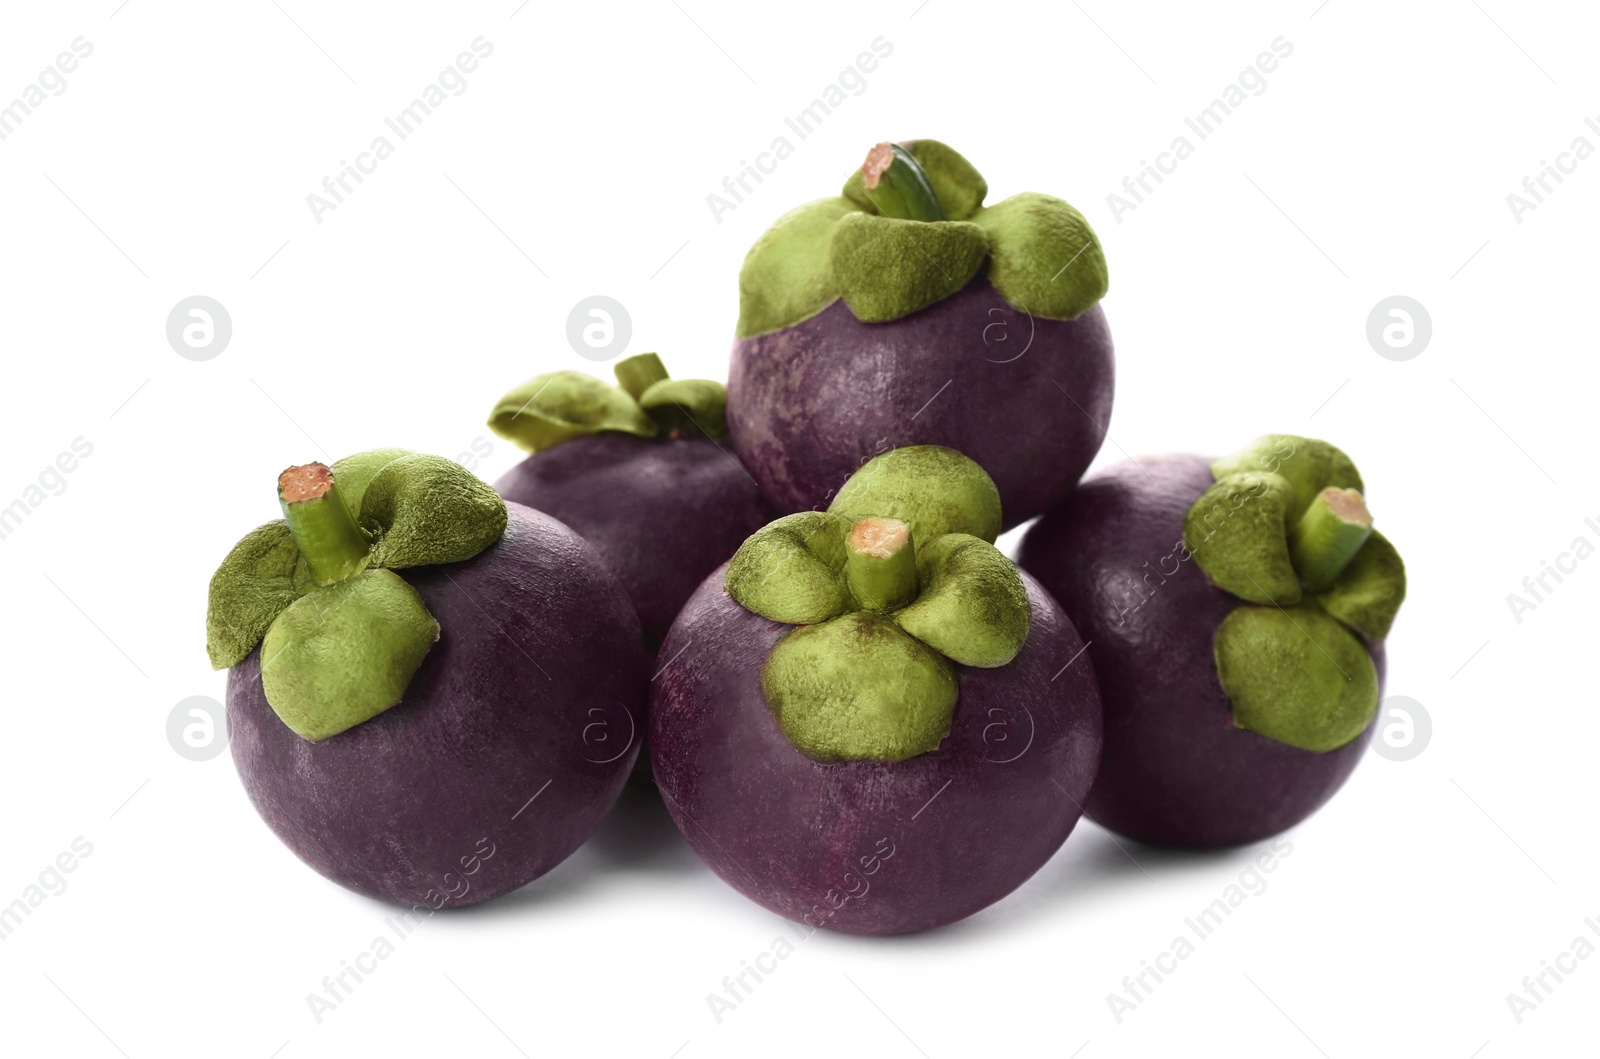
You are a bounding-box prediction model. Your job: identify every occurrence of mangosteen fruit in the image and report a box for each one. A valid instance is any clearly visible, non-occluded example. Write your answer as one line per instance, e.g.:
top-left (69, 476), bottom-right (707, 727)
top-left (728, 139), bottom-right (1115, 527)
top-left (490, 353), bottom-right (774, 647)
top-left (650, 446), bottom-right (1103, 934)
top-left (209, 450), bottom-right (649, 906)
top-left (1019, 435), bottom-right (1407, 848)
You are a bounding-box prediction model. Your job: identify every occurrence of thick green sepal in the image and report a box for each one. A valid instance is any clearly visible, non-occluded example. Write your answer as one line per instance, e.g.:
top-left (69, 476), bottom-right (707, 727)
top-left (735, 197), bottom-right (853, 338)
top-left (739, 141), bottom-right (1107, 334)
top-left (1212, 436), bottom-right (1363, 516)
top-left (1184, 472), bottom-right (1300, 604)
top-left (829, 445), bottom-right (1003, 545)
top-left (206, 521), bottom-right (316, 669)
top-left (488, 371), bottom-right (658, 453)
top-left (973, 193), bottom-right (1107, 321)
top-left (1316, 530), bottom-right (1407, 642)
top-left (894, 534), bottom-right (1029, 668)
top-left (762, 612), bottom-right (957, 762)
top-left (724, 512), bottom-right (853, 625)
top-left (613, 353), bottom-right (670, 401)
top-left (259, 569), bottom-right (440, 741)
top-left (904, 140), bottom-right (987, 221)
top-left (330, 449), bottom-right (414, 515)
top-left (830, 214), bottom-right (989, 322)
top-left (638, 378), bottom-right (728, 439)
top-left (359, 454), bottom-right (508, 569)
top-left (1216, 603), bottom-right (1379, 752)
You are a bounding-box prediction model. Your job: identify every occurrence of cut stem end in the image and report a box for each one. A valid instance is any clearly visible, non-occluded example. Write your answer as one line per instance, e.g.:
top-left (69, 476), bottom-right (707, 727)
top-left (1289, 487), bottom-right (1373, 591)
top-left (845, 517), bottom-right (917, 611)
top-left (855, 142), bottom-right (944, 222)
top-left (278, 462), bottom-right (371, 585)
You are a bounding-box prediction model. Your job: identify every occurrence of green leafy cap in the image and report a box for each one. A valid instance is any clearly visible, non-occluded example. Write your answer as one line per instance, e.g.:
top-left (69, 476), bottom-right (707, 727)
top-left (724, 446), bottom-right (1028, 763)
top-left (1183, 435), bottom-right (1408, 752)
top-left (737, 139), bottom-right (1108, 337)
top-left (488, 353), bottom-right (727, 453)
top-left (205, 450), bottom-right (507, 741)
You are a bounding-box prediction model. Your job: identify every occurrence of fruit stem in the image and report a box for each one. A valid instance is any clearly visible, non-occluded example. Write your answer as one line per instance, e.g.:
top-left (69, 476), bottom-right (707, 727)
top-left (1289, 487), bottom-right (1372, 591)
top-left (856, 143), bottom-right (944, 222)
top-left (614, 353), bottom-right (670, 400)
top-left (845, 517), bottom-right (918, 611)
top-left (278, 463), bottom-right (370, 585)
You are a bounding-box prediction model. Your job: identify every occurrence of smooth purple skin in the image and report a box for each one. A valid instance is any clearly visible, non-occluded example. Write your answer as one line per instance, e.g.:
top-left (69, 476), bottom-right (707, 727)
top-left (495, 434), bottom-right (774, 648)
top-left (1018, 455), bottom-right (1383, 849)
top-left (227, 503), bottom-right (649, 907)
top-left (649, 565), bottom-right (1103, 935)
top-left (728, 280), bottom-right (1114, 528)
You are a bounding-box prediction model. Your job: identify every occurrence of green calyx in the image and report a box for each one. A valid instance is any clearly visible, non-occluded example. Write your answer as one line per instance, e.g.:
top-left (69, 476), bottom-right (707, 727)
top-left (205, 450), bottom-right (508, 741)
top-left (735, 139), bottom-right (1108, 338)
top-left (764, 613), bottom-right (957, 763)
top-left (831, 214), bottom-right (988, 322)
top-left (487, 353), bottom-right (727, 453)
top-left (1216, 604), bottom-right (1379, 752)
top-left (1184, 435), bottom-right (1408, 753)
top-left (260, 569), bottom-right (439, 742)
top-left (827, 444), bottom-right (1002, 545)
top-left (724, 446), bottom-right (1028, 763)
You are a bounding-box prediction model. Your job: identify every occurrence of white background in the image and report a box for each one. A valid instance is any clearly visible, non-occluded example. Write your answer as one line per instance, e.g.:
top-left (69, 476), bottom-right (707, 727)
top-left (0, 1), bottom-right (1594, 1056)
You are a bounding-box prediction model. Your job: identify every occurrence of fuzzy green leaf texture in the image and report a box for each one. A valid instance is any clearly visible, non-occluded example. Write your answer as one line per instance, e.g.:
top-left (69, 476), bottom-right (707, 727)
top-left (359, 454), bottom-right (508, 569)
top-left (206, 521), bottom-right (316, 669)
top-left (259, 569), bottom-right (440, 741)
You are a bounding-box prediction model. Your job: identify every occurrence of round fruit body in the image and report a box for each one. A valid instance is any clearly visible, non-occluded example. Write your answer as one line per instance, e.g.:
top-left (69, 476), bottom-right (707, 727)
top-left (1018, 455), bottom-right (1381, 849)
top-left (495, 434), bottom-right (773, 648)
top-left (649, 565), bottom-right (1102, 935)
top-left (228, 503), bottom-right (648, 906)
top-left (728, 280), bottom-right (1114, 529)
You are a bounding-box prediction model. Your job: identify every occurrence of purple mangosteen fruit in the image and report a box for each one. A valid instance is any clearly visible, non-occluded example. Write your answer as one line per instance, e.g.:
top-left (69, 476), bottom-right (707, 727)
top-left (208, 450), bottom-right (648, 906)
top-left (650, 446), bottom-right (1103, 934)
top-left (489, 353), bottom-right (774, 647)
top-left (728, 140), bottom-right (1115, 526)
top-left (1019, 435), bottom-right (1407, 848)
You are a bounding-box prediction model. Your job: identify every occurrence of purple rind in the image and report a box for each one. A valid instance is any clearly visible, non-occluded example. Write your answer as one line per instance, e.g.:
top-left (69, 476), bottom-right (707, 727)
top-left (495, 434), bottom-right (775, 648)
top-left (1018, 454), bottom-right (1382, 849)
top-left (728, 280), bottom-right (1114, 528)
top-left (227, 502), bottom-right (649, 907)
top-left (649, 565), bottom-right (1103, 935)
